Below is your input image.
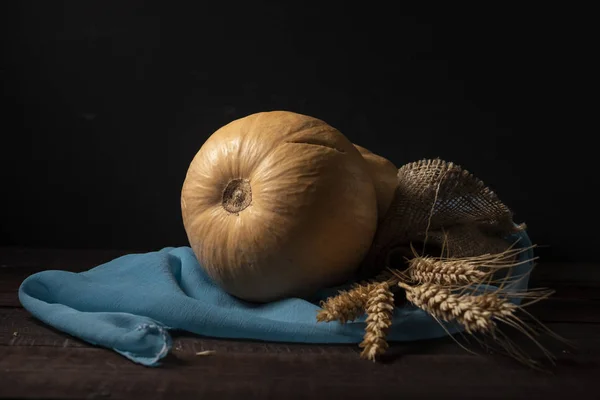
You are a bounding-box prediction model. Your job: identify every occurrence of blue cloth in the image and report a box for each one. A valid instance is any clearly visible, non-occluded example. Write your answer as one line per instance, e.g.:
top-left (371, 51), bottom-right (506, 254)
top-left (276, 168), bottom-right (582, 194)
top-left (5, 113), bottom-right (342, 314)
top-left (19, 231), bottom-right (534, 367)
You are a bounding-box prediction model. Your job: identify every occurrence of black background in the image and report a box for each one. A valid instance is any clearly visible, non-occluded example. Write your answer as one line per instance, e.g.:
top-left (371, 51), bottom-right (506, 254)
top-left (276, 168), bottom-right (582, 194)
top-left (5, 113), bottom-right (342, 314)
top-left (1, 2), bottom-right (593, 261)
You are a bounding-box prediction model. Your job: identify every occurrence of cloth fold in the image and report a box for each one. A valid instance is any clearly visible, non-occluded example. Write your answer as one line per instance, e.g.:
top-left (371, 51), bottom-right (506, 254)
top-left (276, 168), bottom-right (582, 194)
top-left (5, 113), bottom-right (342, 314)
top-left (19, 231), bottom-right (534, 367)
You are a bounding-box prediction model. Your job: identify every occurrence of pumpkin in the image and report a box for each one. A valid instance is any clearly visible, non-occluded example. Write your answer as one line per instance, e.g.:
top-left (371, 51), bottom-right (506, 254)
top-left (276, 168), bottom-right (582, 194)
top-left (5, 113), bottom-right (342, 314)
top-left (353, 144), bottom-right (398, 221)
top-left (181, 111), bottom-right (378, 302)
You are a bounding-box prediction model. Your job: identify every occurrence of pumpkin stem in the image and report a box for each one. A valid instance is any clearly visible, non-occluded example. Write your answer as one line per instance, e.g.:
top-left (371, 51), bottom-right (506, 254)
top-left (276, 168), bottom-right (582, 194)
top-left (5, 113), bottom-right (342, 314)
top-left (222, 179), bottom-right (252, 213)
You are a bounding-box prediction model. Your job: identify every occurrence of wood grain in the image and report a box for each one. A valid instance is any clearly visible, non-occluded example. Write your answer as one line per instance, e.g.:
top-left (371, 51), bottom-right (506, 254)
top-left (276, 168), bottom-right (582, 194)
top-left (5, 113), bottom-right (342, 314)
top-left (1, 344), bottom-right (599, 400)
top-left (1, 247), bottom-right (599, 399)
top-left (1, 307), bottom-right (598, 363)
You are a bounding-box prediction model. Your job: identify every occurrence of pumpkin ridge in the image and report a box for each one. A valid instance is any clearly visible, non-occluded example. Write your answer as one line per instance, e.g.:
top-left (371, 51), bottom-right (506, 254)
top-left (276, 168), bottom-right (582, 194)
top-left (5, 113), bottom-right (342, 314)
top-left (284, 140), bottom-right (346, 154)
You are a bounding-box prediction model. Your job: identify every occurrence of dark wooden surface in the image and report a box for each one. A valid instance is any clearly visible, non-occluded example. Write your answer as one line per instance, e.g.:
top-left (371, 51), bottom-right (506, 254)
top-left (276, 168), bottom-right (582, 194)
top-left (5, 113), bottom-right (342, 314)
top-left (1, 247), bottom-right (599, 399)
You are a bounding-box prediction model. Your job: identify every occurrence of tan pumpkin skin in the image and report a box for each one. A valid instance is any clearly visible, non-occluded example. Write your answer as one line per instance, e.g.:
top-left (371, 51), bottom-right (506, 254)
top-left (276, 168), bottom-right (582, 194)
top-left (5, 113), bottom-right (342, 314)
top-left (181, 111), bottom-right (378, 302)
top-left (353, 144), bottom-right (398, 221)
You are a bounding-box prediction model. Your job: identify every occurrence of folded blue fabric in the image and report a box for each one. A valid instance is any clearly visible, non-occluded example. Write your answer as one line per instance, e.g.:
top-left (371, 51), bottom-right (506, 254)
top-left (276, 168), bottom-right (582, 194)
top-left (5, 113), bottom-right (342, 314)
top-left (19, 231), bottom-right (534, 367)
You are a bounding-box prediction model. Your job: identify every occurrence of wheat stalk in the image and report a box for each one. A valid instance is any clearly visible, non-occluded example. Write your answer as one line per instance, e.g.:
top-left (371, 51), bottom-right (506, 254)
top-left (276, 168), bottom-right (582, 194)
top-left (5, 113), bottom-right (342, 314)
top-left (396, 247), bottom-right (566, 369)
top-left (315, 242), bottom-right (562, 368)
top-left (359, 282), bottom-right (395, 361)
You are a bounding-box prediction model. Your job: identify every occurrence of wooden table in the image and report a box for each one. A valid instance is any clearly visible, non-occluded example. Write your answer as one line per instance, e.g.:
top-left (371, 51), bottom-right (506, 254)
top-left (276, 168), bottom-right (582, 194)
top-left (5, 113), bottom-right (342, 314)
top-left (1, 247), bottom-right (599, 399)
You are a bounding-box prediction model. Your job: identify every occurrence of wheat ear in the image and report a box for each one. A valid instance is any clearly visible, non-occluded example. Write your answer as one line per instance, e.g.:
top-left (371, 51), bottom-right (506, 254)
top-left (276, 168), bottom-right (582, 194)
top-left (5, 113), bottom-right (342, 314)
top-left (407, 257), bottom-right (490, 286)
top-left (405, 243), bottom-right (538, 287)
top-left (399, 280), bottom-right (562, 368)
top-left (317, 272), bottom-right (398, 324)
top-left (359, 282), bottom-right (395, 361)
top-left (399, 282), bottom-right (516, 334)
top-left (317, 282), bottom-right (379, 323)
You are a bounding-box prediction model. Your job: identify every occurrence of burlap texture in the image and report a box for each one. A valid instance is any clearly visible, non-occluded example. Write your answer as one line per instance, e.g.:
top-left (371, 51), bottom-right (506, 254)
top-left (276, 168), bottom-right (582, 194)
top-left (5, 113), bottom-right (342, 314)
top-left (358, 158), bottom-right (525, 278)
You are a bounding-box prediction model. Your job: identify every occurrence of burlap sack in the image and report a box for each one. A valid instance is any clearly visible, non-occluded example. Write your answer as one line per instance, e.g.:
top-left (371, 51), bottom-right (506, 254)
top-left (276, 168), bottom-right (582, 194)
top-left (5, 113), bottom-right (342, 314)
top-left (358, 158), bottom-right (525, 279)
